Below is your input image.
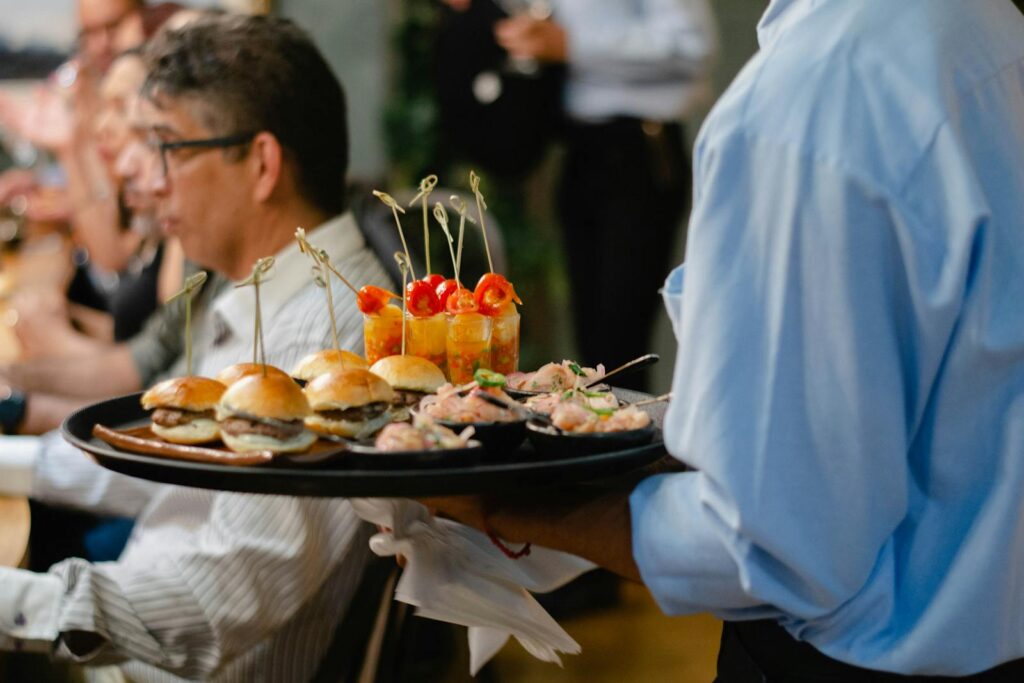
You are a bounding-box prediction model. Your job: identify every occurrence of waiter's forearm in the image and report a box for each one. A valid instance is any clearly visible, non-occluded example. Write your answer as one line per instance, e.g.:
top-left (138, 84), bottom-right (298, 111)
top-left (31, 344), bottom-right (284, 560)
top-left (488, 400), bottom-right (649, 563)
top-left (1, 344), bottom-right (141, 398)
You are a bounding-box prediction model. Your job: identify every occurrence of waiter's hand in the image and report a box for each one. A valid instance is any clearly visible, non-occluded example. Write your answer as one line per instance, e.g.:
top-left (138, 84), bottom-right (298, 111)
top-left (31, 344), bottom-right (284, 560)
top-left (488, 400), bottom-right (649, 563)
top-left (495, 16), bottom-right (568, 63)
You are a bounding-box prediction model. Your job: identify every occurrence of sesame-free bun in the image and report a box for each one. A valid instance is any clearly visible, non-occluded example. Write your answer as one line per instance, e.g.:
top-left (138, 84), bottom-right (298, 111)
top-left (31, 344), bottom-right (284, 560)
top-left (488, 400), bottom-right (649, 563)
top-left (303, 369), bottom-right (395, 411)
top-left (369, 355), bottom-right (445, 393)
top-left (141, 376), bottom-right (226, 411)
top-left (215, 362), bottom-right (289, 386)
top-left (220, 428), bottom-right (317, 454)
top-left (218, 374), bottom-right (310, 421)
top-left (152, 419), bottom-right (220, 445)
top-left (290, 349), bottom-right (369, 381)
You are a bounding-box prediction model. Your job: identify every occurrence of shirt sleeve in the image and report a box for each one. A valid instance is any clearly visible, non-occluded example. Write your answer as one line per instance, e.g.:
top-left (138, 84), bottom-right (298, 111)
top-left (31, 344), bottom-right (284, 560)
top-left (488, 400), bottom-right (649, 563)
top-left (0, 436), bottom-right (41, 497)
top-left (632, 130), bottom-right (960, 621)
top-left (0, 567), bottom-right (64, 654)
top-left (566, 0), bottom-right (717, 83)
top-left (40, 494), bottom-right (368, 679)
top-left (31, 430), bottom-right (160, 518)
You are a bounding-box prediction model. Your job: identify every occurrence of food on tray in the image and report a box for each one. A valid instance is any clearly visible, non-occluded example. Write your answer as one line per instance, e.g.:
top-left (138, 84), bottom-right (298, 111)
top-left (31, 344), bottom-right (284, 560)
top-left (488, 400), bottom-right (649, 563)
top-left (446, 312), bottom-right (492, 384)
top-left (369, 355), bottom-right (446, 406)
top-left (489, 304), bottom-right (520, 374)
top-left (216, 374), bottom-right (316, 453)
top-left (548, 403), bottom-right (651, 434)
top-left (362, 303), bottom-right (404, 365)
top-left (405, 312), bottom-right (448, 371)
top-left (141, 376), bottom-right (226, 445)
top-left (290, 349), bottom-right (368, 381)
top-left (215, 363), bottom-right (290, 386)
top-left (507, 360), bottom-right (605, 393)
top-left (374, 414), bottom-right (474, 452)
top-left (418, 375), bottom-right (519, 424)
top-left (303, 368), bottom-right (395, 438)
top-left (524, 387), bottom-right (620, 415)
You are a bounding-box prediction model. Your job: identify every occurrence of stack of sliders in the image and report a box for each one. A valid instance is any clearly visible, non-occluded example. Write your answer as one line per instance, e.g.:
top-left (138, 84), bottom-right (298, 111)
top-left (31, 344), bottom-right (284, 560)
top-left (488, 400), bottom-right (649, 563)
top-left (369, 355), bottom-right (446, 406)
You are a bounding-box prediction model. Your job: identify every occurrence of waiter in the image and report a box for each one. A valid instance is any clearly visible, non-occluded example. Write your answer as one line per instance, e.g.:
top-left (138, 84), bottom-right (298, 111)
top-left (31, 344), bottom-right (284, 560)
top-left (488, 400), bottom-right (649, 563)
top-left (429, 0), bottom-right (1024, 679)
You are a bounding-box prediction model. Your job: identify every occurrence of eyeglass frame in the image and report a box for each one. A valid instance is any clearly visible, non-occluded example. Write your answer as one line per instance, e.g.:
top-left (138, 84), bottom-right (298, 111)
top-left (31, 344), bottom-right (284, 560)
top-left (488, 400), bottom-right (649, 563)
top-left (149, 132), bottom-right (257, 179)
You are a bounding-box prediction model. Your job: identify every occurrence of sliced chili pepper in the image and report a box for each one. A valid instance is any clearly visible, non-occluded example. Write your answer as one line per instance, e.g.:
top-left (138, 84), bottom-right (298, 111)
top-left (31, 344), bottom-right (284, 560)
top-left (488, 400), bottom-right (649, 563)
top-left (405, 279), bottom-right (441, 317)
top-left (474, 368), bottom-right (507, 388)
top-left (435, 278), bottom-right (459, 309)
top-left (423, 273), bottom-right (446, 290)
top-left (474, 273), bottom-right (523, 316)
top-left (445, 286), bottom-right (478, 314)
top-left (357, 285), bottom-right (400, 315)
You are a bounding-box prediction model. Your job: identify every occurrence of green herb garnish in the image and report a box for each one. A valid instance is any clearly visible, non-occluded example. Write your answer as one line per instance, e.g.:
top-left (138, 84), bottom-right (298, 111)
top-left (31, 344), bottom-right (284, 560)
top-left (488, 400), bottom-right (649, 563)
top-left (474, 368), bottom-right (507, 388)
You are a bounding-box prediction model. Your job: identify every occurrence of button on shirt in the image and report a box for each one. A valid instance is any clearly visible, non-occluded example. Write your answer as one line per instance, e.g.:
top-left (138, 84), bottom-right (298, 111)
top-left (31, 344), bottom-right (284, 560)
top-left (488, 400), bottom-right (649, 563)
top-left (631, 0), bottom-right (1024, 676)
top-left (0, 213), bottom-right (396, 682)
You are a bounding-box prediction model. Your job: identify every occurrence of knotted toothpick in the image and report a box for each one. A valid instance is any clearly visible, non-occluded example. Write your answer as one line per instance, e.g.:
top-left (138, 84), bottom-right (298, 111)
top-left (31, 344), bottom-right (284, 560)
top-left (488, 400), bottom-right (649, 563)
top-left (235, 257), bottom-right (275, 371)
top-left (449, 194), bottom-right (476, 283)
top-left (394, 251), bottom-right (413, 356)
top-left (469, 171), bottom-right (494, 273)
top-left (433, 202), bottom-right (461, 287)
top-left (296, 227), bottom-right (358, 352)
top-left (409, 174), bottom-right (438, 275)
top-left (166, 271), bottom-right (208, 376)
top-left (373, 190), bottom-right (415, 280)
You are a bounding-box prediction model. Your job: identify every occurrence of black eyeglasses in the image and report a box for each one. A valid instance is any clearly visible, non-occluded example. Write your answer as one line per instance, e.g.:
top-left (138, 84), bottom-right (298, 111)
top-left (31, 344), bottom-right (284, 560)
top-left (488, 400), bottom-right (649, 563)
top-left (150, 132), bottom-right (256, 178)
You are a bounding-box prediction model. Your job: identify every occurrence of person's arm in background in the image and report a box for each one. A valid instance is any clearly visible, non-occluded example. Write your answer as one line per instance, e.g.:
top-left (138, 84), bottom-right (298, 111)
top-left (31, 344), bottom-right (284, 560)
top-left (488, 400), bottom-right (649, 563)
top-left (496, 0), bottom-right (718, 80)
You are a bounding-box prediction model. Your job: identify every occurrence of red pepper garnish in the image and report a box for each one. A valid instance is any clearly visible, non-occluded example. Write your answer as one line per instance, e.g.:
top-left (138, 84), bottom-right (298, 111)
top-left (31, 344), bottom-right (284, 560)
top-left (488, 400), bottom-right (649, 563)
top-left (445, 286), bottom-right (478, 314)
top-left (474, 273), bottom-right (522, 316)
top-left (423, 273), bottom-right (446, 290)
top-left (436, 278), bottom-right (460, 310)
top-left (357, 285), bottom-right (400, 315)
top-left (405, 279), bottom-right (441, 317)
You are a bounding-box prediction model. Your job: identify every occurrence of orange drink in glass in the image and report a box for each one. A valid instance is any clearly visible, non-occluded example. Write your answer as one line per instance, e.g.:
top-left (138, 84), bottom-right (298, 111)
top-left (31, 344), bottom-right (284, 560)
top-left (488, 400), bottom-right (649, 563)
top-left (406, 313), bottom-right (448, 374)
top-left (446, 312), bottom-right (492, 384)
top-left (489, 304), bottom-right (520, 374)
top-left (363, 304), bottom-right (404, 365)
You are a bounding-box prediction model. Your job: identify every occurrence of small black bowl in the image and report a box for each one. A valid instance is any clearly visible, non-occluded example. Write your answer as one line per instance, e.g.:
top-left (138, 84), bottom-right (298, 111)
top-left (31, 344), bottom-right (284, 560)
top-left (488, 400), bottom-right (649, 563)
top-left (526, 421), bottom-right (657, 459)
top-left (342, 441), bottom-right (483, 468)
top-left (434, 418), bottom-right (527, 456)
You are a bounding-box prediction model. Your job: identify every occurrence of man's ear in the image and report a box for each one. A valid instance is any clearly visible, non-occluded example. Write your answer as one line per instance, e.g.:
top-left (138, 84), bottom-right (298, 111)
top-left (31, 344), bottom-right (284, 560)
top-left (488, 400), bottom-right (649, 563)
top-left (250, 131), bottom-right (282, 203)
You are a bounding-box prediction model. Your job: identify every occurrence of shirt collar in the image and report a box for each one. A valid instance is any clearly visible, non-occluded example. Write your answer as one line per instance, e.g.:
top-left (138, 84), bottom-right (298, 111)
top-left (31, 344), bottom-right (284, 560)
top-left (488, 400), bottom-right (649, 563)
top-left (757, 0), bottom-right (819, 48)
top-left (210, 212), bottom-right (364, 341)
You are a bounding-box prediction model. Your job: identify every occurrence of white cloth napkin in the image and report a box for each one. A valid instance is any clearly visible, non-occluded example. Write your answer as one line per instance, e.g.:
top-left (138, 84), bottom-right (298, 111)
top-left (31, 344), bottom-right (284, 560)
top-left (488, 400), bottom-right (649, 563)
top-left (350, 498), bottom-right (595, 675)
top-left (0, 435), bottom-right (41, 497)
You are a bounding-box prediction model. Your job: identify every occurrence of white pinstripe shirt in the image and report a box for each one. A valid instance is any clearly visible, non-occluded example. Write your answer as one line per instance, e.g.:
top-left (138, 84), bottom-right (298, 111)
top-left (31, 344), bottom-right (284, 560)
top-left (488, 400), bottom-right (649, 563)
top-left (0, 213), bottom-right (395, 682)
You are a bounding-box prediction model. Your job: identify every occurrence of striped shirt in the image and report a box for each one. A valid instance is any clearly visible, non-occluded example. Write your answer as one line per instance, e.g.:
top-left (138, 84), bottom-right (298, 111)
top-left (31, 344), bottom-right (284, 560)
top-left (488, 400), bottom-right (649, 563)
top-left (2, 213), bottom-right (395, 682)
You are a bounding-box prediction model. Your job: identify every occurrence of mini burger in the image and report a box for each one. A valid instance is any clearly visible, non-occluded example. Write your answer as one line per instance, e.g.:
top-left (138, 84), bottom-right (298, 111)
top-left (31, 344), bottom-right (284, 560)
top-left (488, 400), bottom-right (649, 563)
top-left (303, 368), bottom-right (395, 438)
top-left (216, 374), bottom-right (317, 453)
top-left (141, 376), bottom-right (226, 444)
top-left (368, 355), bottom-right (445, 406)
top-left (215, 362), bottom-right (290, 386)
top-left (290, 349), bottom-right (368, 383)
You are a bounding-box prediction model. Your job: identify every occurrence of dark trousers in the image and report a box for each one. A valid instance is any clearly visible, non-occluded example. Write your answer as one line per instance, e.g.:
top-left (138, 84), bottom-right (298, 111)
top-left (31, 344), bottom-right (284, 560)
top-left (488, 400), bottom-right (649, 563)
top-left (716, 620), bottom-right (1024, 683)
top-left (558, 117), bottom-right (691, 391)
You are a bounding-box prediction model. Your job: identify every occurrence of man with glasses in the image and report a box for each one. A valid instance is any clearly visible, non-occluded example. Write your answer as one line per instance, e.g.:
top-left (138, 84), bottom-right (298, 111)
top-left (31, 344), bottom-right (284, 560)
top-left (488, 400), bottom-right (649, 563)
top-left (0, 14), bottom-right (395, 682)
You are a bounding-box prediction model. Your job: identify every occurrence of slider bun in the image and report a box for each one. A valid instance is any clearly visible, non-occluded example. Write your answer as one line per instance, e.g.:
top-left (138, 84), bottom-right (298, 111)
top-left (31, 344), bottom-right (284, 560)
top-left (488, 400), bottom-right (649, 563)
top-left (215, 363), bottom-right (289, 386)
top-left (220, 429), bottom-right (317, 454)
top-left (141, 376), bottom-right (226, 411)
top-left (304, 413), bottom-right (366, 438)
top-left (152, 419), bottom-right (220, 445)
top-left (304, 369), bottom-right (395, 411)
top-left (369, 355), bottom-right (445, 393)
top-left (219, 374), bottom-right (309, 421)
top-left (290, 349), bottom-right (369, 380)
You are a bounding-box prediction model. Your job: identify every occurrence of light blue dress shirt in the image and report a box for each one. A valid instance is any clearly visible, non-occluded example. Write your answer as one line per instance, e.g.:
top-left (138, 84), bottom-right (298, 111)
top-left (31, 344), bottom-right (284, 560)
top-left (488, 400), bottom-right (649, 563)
top-left (630, 0), bottom-right (1024, 675)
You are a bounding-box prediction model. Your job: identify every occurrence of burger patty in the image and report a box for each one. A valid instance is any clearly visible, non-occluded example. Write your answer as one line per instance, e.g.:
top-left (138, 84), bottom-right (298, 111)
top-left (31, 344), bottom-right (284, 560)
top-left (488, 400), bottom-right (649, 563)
top-left (152, 408), bottom-right (216, 428)
top-left (318, 401), bottom-right (390, 422)
top-left (220, 417), bottom-right (306, 441)
top-left (393, 390), bottom-right (427, 407)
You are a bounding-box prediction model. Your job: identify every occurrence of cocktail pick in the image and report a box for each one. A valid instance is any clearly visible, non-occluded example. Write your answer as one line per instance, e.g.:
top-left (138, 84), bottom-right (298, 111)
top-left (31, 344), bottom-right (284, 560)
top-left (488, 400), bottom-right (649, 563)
top-left (373, 190), bottom-right (416, 280)
top-left (449, 195), bottom-right (476, 284)
top-left (394, 251), bottom-right (412, 356)
top-left (433, 202), bottom-right (461, 287)
top-left (295, 227), bottom-right (361, 296)
top-left (409, 174), bottom-right (438, 275)
top-left (468, 170), bottom-right (494, 273)
top-left (235, 256), bottom-right (276, 372)
top-left (166, 271), bottom-right (208, 376)
top-left (296, 228), bottom-right (344, 352)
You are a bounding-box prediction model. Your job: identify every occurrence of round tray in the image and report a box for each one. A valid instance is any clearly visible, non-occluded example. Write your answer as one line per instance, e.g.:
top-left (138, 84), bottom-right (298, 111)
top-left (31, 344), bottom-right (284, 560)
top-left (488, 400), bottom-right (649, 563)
top-left (61, 389), bottom-right (668, 497)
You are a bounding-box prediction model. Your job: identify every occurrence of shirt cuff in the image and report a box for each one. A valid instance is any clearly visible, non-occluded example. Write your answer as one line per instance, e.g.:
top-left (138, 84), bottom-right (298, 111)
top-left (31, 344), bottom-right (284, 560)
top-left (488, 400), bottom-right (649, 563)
top-left (0, 435), bottom-right (41, 497)
top-left (0, 567), bottom-right (63, 653)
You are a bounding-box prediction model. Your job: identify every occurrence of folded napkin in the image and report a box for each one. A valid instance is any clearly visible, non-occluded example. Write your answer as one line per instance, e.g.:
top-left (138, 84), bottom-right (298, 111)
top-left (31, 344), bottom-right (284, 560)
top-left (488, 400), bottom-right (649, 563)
top-left (350, 498), bottom-right (595, 674)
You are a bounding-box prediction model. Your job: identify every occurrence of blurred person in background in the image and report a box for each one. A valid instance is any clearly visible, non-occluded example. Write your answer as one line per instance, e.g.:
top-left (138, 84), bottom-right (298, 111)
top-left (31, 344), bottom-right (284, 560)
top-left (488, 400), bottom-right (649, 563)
top-left (441, 0), bottom-right (717, 390)
top-left (0, 13), bottom-right (395, 682)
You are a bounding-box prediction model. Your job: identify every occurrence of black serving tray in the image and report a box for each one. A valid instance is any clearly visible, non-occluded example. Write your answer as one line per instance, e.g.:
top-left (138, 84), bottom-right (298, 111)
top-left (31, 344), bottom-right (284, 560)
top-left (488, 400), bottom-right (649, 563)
top-left (61, 389), bottom-right (668, 497)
